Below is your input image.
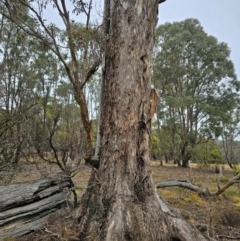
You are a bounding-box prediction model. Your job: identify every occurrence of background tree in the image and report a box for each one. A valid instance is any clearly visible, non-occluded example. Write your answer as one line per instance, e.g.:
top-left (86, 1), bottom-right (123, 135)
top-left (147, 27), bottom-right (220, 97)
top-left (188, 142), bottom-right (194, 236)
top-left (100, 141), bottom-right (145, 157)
top-left (153, 18), bottom-right (239, 167)
top-left (0, 13), bottom-right (40, 177)
top-left (151, 120), bottom-right (181, 164)
top-left (0, 0), bottom-right (102, 165)
top-left (220, 108), bottom-right (240, 168)
top-left (0, 5), bottom-right (101, 189)
top-left (191, 139), bottom-right (222, 170)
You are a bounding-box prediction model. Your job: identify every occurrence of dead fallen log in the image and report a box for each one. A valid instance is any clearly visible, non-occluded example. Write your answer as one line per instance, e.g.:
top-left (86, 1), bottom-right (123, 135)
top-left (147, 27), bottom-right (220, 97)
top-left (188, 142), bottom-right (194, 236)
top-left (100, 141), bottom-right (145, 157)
top-left (156, 174), bottom-right (240, 197)
top-left (0, 172), bottom-right (71, 240)
top-left (156, 178), bottom-right (210, 196)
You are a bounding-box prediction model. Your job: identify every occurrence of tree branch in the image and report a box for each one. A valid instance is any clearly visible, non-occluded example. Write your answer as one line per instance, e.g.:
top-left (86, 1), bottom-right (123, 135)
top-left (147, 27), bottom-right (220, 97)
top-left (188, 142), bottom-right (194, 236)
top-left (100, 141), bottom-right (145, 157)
top-left (158, 0), bottom-right (166, 4)
top-left (156, 179), bottom-right (210, 196)
top-left (156, 173), bottom-right (240, 198)
top-left (216, 173), bottom-right (240, 196)
top-left (80, 59), bottom-right (100, 89)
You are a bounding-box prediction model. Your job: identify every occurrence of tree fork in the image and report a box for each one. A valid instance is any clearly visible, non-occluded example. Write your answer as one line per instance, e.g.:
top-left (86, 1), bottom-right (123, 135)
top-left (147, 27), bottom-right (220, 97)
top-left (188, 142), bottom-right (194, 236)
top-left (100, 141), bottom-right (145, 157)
top-left (77, 1), bottom-right (215, 240)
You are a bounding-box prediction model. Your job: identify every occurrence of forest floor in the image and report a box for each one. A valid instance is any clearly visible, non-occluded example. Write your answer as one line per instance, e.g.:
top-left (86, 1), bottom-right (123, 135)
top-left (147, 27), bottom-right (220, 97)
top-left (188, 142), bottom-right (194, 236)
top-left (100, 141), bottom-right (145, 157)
top-left (2, 161), bottom-right (240, 241)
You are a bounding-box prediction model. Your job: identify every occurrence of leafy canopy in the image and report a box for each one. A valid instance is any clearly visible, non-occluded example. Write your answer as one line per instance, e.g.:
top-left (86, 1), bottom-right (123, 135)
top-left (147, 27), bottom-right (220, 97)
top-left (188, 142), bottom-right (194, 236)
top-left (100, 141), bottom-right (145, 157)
top-left (153, 18), bottom-right (239, 165)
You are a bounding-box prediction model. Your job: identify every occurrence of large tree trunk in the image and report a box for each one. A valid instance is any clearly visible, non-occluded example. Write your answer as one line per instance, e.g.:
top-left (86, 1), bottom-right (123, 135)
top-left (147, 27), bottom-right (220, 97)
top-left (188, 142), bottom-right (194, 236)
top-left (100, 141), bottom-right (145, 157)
top-left (73, 85), bottom-right (93, 162)
top-left (77, 1), bottom-right (214, 240)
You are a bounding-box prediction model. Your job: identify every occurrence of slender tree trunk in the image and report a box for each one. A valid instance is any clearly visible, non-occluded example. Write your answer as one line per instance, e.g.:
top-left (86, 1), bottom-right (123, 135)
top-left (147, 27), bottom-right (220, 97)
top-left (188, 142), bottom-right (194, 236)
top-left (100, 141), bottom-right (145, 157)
top-left (181, 158), bottom-right (189, 168)
top-left (94, 57), bottom-right (105, 160)
top-left (181, 147), bottom-right (193, 167)
top-left (181, 143), bottom-right (190, 167)
top-left (74, 87), bottom-right (93, 161)
top-left (77, 1), bottom-right (213, 240)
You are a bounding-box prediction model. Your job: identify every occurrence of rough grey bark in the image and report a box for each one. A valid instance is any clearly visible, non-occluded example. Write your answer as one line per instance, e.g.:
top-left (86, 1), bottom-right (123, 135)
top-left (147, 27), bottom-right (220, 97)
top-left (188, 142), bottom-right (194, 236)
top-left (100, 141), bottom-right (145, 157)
top-left (77, 1), bottom-right (215, 240)
top-left (0, 173), bottom-right (70, 239)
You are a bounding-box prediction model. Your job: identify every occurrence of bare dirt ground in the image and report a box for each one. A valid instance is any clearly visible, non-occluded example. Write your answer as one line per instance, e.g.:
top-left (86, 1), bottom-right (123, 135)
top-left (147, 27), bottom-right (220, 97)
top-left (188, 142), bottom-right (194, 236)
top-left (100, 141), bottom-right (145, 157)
top-left (2, 161), bottom-right (240, 241)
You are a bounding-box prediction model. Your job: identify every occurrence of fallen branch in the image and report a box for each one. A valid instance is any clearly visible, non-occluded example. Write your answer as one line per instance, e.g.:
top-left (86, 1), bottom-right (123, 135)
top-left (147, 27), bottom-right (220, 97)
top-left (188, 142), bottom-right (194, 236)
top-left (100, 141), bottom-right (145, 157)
top-left (216, 173), bottom-right (240, 196)
top-left (45, 228), bottom-right (67, 241)
top-left (156, 173), bottom-right (240, 198)
top-left (156, 179), bottom-right (210, 196)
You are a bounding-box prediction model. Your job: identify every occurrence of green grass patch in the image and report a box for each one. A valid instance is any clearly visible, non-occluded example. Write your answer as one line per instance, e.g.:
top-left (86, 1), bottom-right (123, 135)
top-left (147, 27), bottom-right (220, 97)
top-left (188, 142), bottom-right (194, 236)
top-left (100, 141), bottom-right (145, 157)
top-left (211, 176), bottom-right (229, 184)
top-left (232, 196), bottom-right (240, 208)
top-left (184, 193), bottom-right (205, 206)
top-left (158, 189), bottom-right (179, 200)
top-left (224, 186), bottom-right (240, 197)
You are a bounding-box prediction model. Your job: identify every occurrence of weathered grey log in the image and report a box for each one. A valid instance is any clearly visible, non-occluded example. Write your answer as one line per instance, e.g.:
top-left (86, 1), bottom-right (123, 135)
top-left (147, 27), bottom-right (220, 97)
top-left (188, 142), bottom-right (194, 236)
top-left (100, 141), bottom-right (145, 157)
top-left (156, 178), bottom-right (210, 196)
top-left (0, 172), bottom-right (71, 240)
top-left (0, 172), bottom-right (71, 211)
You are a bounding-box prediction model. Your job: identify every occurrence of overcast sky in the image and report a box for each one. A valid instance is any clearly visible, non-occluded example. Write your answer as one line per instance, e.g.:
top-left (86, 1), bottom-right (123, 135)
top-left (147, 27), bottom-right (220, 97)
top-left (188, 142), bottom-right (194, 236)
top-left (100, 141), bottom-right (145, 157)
top-left (45, 0), bottom-right (239, 79)
top-left (159, 0), bottom-right (240, 79)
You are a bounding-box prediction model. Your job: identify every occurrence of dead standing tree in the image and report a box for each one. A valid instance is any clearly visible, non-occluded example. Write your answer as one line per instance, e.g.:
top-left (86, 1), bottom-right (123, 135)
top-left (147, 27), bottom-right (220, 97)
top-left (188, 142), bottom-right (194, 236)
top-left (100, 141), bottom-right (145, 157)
top-left (77, 1), bottom-right (214, 240)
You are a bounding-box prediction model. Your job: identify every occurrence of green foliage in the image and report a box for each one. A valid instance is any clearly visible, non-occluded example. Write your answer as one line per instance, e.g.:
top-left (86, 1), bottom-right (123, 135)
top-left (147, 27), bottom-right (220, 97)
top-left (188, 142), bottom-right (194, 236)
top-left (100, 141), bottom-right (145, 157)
top-left (0, 12), bottom-right (92, 171)
top-left (192, 140), bottom-right (222, 165)
top-left (151, 121), bottom-right (181, 161)
top-left (218, 111), bottom-right (240, 168)
top-left (150, 134), bottom-right (159, 157)
top-left (232, 165), bottom-right (240, 176)
top-left (211, 176), bottom-right (229, 184)
top-left (153, 18), bottom-right (239, 166)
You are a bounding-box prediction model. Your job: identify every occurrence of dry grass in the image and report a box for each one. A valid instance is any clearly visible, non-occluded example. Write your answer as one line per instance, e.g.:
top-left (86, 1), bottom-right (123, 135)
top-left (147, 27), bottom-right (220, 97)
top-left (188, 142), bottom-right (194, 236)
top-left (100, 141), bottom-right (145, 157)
top-left (150, 161), bottom-right (240, 239)
top-left (3, 160), bottom-right (240, 240)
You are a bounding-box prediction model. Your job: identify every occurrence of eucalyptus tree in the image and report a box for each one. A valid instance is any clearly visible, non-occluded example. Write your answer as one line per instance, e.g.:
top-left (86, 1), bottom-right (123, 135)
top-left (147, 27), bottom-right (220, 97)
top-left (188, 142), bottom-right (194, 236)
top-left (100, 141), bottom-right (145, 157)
top-left (0, 14), bottom-right (39, 172)
top-left (0, 0), bottom-right (102, 165)
top-left (0, 8), bottom-right (79, 178)
top-left (220, 108), bottom-right (240, 168)
top-left (25, 40), bottom-right (88, 186)
top-left (153, 18), bottom-right (239, 167)
top-left (76, 1), bottom-right (211, 240)
top-left (191, 139), bottom-right (222, 167)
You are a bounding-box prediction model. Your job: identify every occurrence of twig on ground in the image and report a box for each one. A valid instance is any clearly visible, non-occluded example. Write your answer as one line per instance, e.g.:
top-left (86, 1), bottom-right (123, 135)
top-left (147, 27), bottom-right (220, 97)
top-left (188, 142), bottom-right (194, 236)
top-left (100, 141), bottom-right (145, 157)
top-left (216, 234), bottom-right (240, 240)
top-left (44, 228), bottom-right (67, 241)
